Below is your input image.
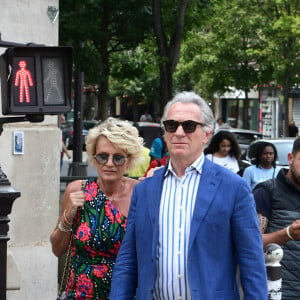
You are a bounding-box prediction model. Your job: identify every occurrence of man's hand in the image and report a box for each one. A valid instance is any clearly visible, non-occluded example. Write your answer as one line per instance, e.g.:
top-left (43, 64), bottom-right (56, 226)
top-left (288, 220), bottom-right (300, 240)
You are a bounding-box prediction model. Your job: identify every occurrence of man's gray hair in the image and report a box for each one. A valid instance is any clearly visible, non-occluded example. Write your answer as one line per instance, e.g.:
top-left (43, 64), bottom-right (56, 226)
top-left (161, 91), bottom-right (214, 132)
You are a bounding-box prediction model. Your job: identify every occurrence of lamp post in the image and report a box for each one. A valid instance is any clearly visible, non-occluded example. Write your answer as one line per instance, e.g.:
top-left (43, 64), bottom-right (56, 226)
top-left (0, 166), bottom-right (20, 300)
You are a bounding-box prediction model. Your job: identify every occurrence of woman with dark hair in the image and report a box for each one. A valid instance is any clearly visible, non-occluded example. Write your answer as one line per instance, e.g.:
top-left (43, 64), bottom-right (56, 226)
top-left (204, 130), bottom-right (241, 173)
top-left (243, 141), bottom-right (281, 190)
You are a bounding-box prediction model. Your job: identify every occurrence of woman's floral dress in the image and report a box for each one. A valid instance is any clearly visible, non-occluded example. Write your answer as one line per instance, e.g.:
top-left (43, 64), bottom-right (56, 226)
top-left (66, 179), bottom-right (127, 299)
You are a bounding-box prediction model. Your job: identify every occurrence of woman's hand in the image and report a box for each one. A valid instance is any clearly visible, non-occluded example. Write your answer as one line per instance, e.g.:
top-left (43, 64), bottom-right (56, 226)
top-left (64, 190), bottom-right (85, 223)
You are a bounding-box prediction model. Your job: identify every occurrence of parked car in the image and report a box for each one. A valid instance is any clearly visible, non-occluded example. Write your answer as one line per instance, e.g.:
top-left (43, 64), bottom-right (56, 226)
top-left (64, 120), bottom-right (99, 151)
top-left (215, 128), bottom-right (264, 154)
top-left (132, 121), bottom-right (164, 149)
top-left (238, 138), bottom-right (295, 176)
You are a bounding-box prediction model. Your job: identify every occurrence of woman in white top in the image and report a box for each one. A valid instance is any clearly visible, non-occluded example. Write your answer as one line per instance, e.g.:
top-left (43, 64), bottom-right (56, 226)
top-left (242, 141), bottom-right (281, 190)
top-left (205, 130), bottom-right (241, 173)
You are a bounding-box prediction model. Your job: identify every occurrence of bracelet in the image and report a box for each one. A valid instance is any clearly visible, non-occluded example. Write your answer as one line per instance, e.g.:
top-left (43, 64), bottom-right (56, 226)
top-left (58, 220), bottom-right (72, 232)
top-left (286, 225), bottom-right (295, 240)
top-left (63, 209), bottom-right (73, 226)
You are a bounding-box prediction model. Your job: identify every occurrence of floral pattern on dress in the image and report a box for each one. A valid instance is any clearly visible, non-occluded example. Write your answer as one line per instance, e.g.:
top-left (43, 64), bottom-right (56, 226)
top-left (66, 178), bottom-right (127, 300)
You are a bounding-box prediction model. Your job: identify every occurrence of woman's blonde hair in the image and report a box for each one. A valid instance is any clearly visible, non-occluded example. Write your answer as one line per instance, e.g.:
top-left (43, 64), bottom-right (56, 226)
top-left (86, 117), bottom-right (144, 171)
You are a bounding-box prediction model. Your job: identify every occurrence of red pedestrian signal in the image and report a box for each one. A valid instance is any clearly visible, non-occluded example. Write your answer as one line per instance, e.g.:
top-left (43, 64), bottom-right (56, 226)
top-left (13, 58), bottom-right (36, 105)
top-left (1, 46), bottom-right (73, 115)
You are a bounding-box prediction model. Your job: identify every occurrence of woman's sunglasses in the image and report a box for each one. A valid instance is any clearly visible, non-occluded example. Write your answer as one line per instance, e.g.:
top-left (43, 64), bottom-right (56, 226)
top-left (94, 153), bottom-right (128, 166)
top-left (163, 119), bottom-right (206, 133)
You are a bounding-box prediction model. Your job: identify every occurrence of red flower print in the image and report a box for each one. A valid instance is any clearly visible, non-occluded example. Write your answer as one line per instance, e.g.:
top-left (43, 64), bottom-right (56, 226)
top-left (105, 202), bottom-right (125, 224)
top-left (75, 274), bottom-right (94, 299)
top-left (115, 212), bottom-right (122, 223)
top-left (76, 222), bottom-right (91, 243)
top-left (105, 203), bottom-right (115, 223)
top-left (110, 240), bottom-right (122, 255)
top-left (122, 219), bottom-right (127, 228)
top-left (84, 245), bottom-right (97, 258)
top-left (67, 269), bottom-right (75, 289)
top-left (85, 193), bottom-right (93, 202)
top-left (93, 265), bottom-right (109, 278)
top-left (85, 181), bottom-right (98, 201)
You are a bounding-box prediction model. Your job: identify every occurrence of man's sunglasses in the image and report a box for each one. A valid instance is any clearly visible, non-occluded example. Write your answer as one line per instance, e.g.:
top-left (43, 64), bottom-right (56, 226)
top-left (163, 119), bottom-right (206, 133)
top-left (94, 153), bottom-right (128, 166)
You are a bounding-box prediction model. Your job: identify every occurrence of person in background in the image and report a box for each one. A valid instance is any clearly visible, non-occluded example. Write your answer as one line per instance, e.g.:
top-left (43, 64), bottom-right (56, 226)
top-left (204, 130), bottom-right (241, 173)
top-left (288, 120), bottom-right (299, 137)
top-left (143, 136), bottom-right (169, 176)
top-left (243, 141), bottom-right (281, 190)
top-left (60, 114), bottom-right (71, 169)
top-left (253, 137), bottom-right (300, 299)
top-left (214, 117), bottom-right (231, 131)
top-left (50, 117), bottom-right (144, 299)
top-left (127, 146), bottom-right (151, 178)
top-left (140, 110), bottom-right (153, 122)
top-left (109, 91), bottom-right (267, 299)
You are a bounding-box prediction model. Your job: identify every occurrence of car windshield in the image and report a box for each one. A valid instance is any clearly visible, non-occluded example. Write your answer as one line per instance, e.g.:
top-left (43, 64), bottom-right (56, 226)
top-left (275, 142), bottom-right (293, 166)
top-left (234, 132), bottom-right (263, 145)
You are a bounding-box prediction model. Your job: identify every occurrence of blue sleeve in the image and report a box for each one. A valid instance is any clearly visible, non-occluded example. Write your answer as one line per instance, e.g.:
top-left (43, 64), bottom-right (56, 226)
top-left (253, 186), bottom-right (272, 219)
top-left (231, 180), bottom-right (268, 298)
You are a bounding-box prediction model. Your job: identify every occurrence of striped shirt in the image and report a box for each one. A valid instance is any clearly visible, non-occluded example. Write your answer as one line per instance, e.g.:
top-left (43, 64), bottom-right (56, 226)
top-left (153, 154), bottom-right (205, 300)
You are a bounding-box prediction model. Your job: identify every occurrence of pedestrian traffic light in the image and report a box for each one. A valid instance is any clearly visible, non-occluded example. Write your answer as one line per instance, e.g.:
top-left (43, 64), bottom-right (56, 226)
top-left (1, 46), bottom-right (73, 115)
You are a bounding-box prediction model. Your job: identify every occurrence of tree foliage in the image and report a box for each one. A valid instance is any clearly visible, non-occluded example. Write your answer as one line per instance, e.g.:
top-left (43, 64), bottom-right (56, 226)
top-left (110, 37), bottom-right (160, 120)
top-left (59, 0), bottom-right (152, 120)
top-left (175, 0), bottom-right (299, 130)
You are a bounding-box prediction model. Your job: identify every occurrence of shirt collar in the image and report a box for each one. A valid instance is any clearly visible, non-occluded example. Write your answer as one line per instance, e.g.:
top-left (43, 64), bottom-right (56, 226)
top-left (164, 153), bottom-right (205, 177)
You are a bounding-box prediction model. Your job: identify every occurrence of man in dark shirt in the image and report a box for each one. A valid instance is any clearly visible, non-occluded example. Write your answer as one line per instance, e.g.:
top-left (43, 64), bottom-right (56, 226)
top-left (288, 120), bottom-right (299, 137)
top-left (253, 137), bottom-right (300, 299)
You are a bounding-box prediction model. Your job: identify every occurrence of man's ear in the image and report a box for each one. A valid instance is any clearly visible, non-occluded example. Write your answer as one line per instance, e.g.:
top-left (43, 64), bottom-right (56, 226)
top-left (287, 152), bottom-right (294, 165)
top-left (204, 130), bottom-right (213, 144)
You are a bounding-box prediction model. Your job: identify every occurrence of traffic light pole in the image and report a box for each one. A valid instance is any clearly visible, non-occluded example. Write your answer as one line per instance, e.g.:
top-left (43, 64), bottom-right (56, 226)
top-left (67, 67), bottom-right (88, 176)
top-left (0, 166), bottom-right (20, 300)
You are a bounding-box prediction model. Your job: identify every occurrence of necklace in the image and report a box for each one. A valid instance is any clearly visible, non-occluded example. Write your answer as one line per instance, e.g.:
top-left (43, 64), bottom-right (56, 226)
top-left (97, 179), bottom-right (124, 202)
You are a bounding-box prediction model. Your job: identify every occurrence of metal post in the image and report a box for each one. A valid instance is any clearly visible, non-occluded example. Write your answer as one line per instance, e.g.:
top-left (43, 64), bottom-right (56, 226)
top-left (68, 67), bottom-right (88, 176)
top-left (265, 243), bottom-right (283, 300)
top-left (0, 166), bottom-right (20, 300)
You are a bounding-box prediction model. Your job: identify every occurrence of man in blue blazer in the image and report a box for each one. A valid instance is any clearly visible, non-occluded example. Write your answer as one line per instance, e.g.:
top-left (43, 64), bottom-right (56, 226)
top-left (110, 91), bottom-right (268, 300)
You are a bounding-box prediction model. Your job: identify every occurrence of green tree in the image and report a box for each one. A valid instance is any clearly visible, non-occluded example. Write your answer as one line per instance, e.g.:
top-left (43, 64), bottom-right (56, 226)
top-left (59, 0), bottom-right (152, 120)
top-left (176, 0), bottom-right (299, 131)
top-left (152, 0), bottom-right (190, 114)
top-left (175, 0), bottom-right (275, 128)
top-left (110, 38), bottom-right (160, 120)
top-left (254, 0), bottom-right (300, 135)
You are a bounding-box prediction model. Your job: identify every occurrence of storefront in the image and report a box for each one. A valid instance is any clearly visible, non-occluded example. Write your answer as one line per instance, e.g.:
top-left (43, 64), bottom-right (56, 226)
top-left (218, 85), bottom-right (283, 137)
top-left (219, 88), bottom-right (260, 131)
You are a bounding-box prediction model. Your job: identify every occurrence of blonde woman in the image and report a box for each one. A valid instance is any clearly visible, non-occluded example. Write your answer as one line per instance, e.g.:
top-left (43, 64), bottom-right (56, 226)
top-left (50, 117), bottom-right (143, 299)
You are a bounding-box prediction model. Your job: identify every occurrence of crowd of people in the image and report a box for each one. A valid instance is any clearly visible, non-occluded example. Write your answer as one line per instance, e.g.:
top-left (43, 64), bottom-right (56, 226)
top-left (53, 91), bottom-right (300, 299)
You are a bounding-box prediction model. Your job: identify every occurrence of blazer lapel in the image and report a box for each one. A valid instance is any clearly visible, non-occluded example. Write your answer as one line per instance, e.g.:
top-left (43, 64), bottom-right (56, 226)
top-left (188, 161), bottom-right (220, 252)
top-left (146, 166), bottom-right (166, 227)
top-left (145, 166), bottom-right (167, 258)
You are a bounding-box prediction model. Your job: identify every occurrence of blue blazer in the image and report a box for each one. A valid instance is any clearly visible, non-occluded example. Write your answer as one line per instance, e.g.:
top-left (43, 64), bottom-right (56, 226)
top-left (110, 158), bottom-right (268, 300)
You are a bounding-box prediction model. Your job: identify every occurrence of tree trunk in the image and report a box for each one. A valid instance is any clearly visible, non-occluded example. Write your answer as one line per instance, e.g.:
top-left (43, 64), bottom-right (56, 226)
top-left (159, 64), bottom-right (173, 114)
top-left (152, 0), bottom-right (189, 116)
top-left (243, 90), bottom-right (250, 129)
top-left (283, 70), bottom-right (291, 137)
top-left (97, 45), bottom-right (110, 122)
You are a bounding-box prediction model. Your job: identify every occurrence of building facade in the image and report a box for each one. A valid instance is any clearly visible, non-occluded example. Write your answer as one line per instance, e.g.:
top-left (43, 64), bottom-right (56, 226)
top-left (0, 1), bottom-right (61, 299)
